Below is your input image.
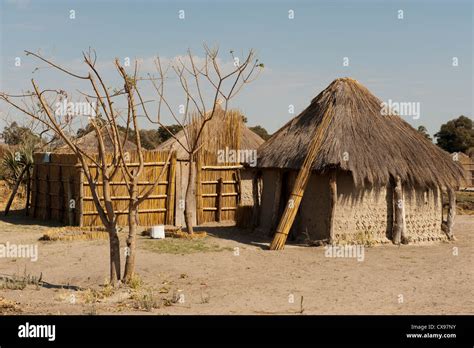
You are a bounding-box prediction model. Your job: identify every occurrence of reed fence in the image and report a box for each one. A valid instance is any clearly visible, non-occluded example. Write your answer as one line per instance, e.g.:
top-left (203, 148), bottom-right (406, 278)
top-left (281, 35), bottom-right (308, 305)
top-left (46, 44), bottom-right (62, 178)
top-left (30, 151), bottom-right (175, 227)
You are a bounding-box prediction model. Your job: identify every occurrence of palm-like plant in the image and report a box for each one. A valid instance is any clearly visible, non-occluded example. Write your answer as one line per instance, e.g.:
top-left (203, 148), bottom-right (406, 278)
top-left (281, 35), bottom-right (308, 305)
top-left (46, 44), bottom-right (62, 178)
top-left (1, 139), bottom-right (36, 215)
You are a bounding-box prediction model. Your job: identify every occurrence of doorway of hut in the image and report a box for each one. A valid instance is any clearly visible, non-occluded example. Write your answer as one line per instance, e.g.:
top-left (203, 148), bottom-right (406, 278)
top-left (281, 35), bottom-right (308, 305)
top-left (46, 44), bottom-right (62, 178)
top-left (277, 171), bottom-right (332, 243)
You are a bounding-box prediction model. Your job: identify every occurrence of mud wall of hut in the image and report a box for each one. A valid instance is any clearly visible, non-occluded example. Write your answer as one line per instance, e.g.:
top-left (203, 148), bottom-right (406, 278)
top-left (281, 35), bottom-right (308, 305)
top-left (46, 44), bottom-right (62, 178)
top-left (258, 169), bottom-right (445, 243)
top-left (332, 173), bottom-right (390, 244)
top-left (403, 186), bottom-right (444, 242)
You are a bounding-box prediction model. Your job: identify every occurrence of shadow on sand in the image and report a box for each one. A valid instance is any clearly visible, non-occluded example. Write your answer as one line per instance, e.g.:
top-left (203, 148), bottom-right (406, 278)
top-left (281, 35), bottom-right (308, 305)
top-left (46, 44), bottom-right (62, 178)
top-left (0, 209), bottom-right (63, 227)
top-left (1, 209), bottom-right (277, 250)
top-left (190, 223), bottom-right (273, 250)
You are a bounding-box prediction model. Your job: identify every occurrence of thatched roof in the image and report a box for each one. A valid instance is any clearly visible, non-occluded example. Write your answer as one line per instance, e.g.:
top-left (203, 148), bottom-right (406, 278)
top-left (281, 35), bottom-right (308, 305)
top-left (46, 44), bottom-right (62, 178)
top-left (53, 127), bottom-right (137, 153)
top-left (257, 78), bottom-right (464, 188)
top-left (156, 108), bottom-right (265, 162)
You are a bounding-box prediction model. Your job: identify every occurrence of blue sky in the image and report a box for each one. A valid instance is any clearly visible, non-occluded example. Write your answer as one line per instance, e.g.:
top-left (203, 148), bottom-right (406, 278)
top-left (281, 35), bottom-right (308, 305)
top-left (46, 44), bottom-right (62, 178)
top-left (0, 0), bottom-right (472, 137)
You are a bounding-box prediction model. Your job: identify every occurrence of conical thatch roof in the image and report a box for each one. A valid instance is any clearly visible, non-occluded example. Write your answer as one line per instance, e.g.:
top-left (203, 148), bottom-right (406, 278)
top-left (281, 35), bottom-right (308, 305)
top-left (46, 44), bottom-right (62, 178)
top-left (156, 108), bottom-right (265, 162)
top-left (53, 127), bottom-right (137, 153)
top-left (257, 78), bottom-right (464, 188)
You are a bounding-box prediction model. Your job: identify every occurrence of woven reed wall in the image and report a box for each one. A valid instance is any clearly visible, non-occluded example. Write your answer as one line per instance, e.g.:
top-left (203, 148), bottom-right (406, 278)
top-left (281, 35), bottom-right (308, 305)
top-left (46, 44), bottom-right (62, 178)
top-left (30, 151), bottom-right (174, 228)
top-left (29, 152), bottom-right (81, 224)
top-left (196, 151), bottom-right (242, 224)
top-left (30, 149), bottom-right (247, 227)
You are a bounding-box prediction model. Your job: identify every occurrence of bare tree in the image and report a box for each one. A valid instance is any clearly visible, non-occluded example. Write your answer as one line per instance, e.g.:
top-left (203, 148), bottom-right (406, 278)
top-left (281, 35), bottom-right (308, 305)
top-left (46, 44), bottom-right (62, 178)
top-left (0, 50), bottom-right (172, 284)
top-left (138, 46), bottom-right (263, 234)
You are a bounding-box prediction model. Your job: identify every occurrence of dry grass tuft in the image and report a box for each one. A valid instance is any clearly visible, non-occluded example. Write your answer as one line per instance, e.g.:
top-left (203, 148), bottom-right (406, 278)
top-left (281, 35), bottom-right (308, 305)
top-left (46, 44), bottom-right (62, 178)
top-left (132, 288), bottom-right (160, 312)
top-left (141, 238), bottom-right (231, 255)
top-left (0, 271), bottom-right (42, 290)
top-left (0, 297), bottom-right (22, 313)
top-left (126, 274), bottom-right (143, 290)
top-left (40, 227), bottom-right (109, 241)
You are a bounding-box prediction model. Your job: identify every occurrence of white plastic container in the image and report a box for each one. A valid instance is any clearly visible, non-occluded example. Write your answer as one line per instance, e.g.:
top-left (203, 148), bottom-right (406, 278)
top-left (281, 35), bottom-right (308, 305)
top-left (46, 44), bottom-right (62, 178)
top-left (150, 225), bottom-right (165, 239)
top-left (42, 152), bottom-right (52, 163)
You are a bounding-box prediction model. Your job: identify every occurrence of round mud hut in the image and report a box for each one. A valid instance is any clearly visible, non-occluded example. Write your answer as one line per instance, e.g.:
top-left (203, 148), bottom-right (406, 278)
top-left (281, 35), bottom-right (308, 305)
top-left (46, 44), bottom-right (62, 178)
top-left (256, 78), bottom-right (464, 245)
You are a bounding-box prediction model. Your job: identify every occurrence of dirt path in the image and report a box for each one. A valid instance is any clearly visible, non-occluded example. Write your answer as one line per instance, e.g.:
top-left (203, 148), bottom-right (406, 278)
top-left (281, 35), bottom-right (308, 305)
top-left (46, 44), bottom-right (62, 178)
top-left (0, 214), bottom-right (473, 315)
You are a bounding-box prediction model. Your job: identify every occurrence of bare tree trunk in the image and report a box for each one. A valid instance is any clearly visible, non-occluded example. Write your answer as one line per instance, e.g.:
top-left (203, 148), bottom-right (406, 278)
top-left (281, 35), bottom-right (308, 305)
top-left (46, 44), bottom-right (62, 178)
top-left (4, 165), bottom-right (28, 216)
top-left (108, 225), bottom-right (121, 284)
top-left (123, 180), bottom-right (138, 282)
top-left (184, 158), bottom-right (196, 234)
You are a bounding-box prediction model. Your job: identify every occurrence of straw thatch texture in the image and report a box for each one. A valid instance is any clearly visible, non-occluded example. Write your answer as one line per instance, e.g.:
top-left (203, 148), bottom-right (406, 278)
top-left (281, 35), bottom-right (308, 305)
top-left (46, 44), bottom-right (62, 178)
top-left (156, 108), bottom-right (264, 162)
top-left (457, 152), bottom-right (474, 187)
top-left (53, 127), bottom-right (137, 154)
top-left (257, 78), bottom-right (464, 189)
top-left (157, 107), bottom-right (263, 224)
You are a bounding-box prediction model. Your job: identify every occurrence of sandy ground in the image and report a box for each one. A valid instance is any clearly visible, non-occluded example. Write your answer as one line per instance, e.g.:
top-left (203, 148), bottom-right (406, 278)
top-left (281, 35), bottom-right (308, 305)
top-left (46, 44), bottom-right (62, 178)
top-left (0, 211), bottom-right (473, 315)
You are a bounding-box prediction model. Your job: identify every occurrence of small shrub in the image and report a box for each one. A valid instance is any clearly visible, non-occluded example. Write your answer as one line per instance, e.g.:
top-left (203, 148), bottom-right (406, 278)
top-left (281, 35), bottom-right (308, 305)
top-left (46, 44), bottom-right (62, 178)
top-left (133, 289), bottom-right (159, 312)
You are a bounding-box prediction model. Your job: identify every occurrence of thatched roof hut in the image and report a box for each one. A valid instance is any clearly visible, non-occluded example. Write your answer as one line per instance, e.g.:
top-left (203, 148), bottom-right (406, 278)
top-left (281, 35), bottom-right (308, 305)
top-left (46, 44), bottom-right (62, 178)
top-left (456, 152), bottom-right (474, 188)
top-left (53, 127), bottom-right (137, 154)
top-left (156, 107), bottom-right (265, 227)
top-left (257, 78), bottom-right (464, 245)
top-left (156, 108), bottom-right (264, 162)
top-left (258, 78), bottom-right (463, 188)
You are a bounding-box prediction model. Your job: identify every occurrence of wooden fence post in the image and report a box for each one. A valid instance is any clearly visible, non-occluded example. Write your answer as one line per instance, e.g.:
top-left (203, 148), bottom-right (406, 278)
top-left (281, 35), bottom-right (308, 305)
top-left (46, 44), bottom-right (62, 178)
top-left (216, 178), bottom-right (223, 222)
top-left (78, 168), bottom-right (84, 227)
top-left (445, 187), bottom-right (456, 240)
top-left (233, 171), bottom-right (241, 205)
top-left (392, 176), bottom-right (406, 244)
top-left (328, 170), bottom-right (337, 244)
top-left (270, 171), bottom-right (282, 230)
top-left (195, 156), bottom-right (203, 225)
top-left (166, 152), bottom-right (177, 225)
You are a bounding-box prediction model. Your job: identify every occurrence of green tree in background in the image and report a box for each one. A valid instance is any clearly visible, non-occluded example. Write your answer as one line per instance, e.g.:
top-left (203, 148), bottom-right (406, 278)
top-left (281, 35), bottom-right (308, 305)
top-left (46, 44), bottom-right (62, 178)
top-left (157, 125), bottom-right (181, 143)
top-left (435, 115), bottom-right (474, 153)
top-left (249, 125), bottom-right (271, 141)
top-left (1, 121), bottom-right (39, 145)
top-left (417, 125), bottom-right (432, 141)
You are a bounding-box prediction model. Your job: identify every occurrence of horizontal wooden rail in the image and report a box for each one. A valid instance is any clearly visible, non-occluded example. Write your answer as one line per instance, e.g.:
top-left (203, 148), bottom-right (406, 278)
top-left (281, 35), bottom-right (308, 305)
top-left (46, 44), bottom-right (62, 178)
top-left (83, 194), bottom-right (167, 201)
top-left (201, 192), bottom-right (238, 197)
top-left (83, 181), bottom-right (168, 186)
top-left (36, 162), bottom-right (170, 167)
top-left (82, 208), bottom-right (167, 215)
top-left (201, 165), bottom-right (243, 170)
top-left (202, 207), bottom-right (237, 211)
top-left (80, 161), bottom-right (170, 167)
top-left (201, 180), bottom-right (237, 184)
